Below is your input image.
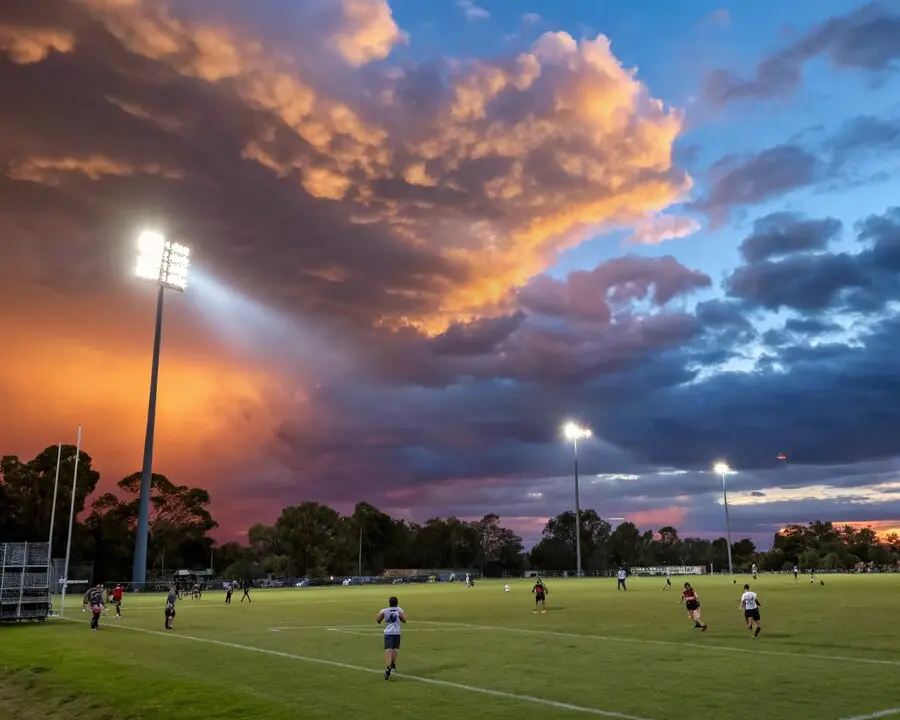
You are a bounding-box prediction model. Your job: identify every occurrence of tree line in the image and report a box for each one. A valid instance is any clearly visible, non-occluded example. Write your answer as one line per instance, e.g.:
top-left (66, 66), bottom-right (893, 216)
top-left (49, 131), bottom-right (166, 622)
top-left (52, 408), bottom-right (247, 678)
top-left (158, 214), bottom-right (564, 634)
top-left (2, 445), bottom-right (898, 581)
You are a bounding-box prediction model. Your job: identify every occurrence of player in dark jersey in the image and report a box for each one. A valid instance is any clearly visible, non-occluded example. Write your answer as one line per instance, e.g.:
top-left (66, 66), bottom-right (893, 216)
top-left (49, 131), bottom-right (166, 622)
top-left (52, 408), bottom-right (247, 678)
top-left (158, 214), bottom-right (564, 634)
top-left (532, 579), bottom-right (547, 614)
top-left (240, 579), bottom-right (252, 603)
top-left (679, 582), bottom-right (708, 632)
top-left (85, 584), bottom-right (104, 631)
top-left (165, 588), bottom-right (177, 630)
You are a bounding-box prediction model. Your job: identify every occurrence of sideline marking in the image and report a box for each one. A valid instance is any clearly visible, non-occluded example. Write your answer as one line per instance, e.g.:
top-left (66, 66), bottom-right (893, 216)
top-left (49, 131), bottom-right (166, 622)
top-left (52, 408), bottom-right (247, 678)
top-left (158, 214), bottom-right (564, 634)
top-left (56, 617), bottom-right (652, 720)
top-left (417, 621), bottom-right (900, 668)
top-left (839, 710), bottom-right (900, 720)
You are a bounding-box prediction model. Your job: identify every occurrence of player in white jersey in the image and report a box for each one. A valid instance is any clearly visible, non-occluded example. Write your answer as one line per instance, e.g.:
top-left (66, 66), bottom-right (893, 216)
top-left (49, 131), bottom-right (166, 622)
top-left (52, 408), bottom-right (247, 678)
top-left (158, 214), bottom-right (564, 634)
top-left (662, 567), bottom-right (672, 590)
top-left (751, 563), bottom-right (758, 580)
top-left (616, 567), bottom-right (627, 591)
top-left (739, 584), bottom-right (761, 638)
top-left (377, 596), bottom-right (407, 680)
top-left (792, 565), bottom-right (798, 582)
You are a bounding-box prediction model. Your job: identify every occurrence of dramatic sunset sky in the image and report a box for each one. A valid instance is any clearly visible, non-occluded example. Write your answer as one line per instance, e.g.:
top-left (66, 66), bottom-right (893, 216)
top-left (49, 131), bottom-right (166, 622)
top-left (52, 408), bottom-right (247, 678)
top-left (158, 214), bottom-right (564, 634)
top-left (2, 0), bottom-right (900, 547)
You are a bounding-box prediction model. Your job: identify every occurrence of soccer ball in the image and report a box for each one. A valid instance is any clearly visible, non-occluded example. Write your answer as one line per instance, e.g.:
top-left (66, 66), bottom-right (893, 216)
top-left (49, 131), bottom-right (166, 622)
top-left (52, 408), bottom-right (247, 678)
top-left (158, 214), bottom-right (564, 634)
top-left (504, 584), bottom-right (510, 592)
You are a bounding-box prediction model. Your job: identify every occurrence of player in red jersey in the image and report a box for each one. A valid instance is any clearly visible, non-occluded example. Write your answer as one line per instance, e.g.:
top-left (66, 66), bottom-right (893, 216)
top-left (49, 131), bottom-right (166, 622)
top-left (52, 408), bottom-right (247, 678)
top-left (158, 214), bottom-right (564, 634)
top-left (532, 579), bottom-right (548, 614)
top-left (112, 585), bottom-right (124, 618)
top-left (679, 582), bottom-right (708, 632)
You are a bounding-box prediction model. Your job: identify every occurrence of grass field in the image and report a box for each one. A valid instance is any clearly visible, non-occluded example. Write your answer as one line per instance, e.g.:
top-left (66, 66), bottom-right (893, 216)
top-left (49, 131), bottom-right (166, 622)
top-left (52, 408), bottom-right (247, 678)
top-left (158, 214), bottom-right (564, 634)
top-left (1, 575), bottom-right (899, 720)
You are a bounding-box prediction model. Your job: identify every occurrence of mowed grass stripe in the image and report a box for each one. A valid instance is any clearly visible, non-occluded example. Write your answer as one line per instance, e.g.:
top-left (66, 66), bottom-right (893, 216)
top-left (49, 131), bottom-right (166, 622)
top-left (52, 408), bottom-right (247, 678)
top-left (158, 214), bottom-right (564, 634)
top-left (416, 620), bottom-right (900, 667)
top-left (56, 617), bottom-right (653, 720)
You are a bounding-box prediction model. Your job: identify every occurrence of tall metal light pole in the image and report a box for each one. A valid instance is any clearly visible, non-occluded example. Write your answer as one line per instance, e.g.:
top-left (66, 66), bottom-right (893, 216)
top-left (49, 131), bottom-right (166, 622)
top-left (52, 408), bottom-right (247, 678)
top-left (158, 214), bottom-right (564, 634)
top-left (714, 462), bottom-right (734, 576)
top-left (132, 230), bottom-right (191, 587)
top-left (563, 422), bottom-right (592, 578)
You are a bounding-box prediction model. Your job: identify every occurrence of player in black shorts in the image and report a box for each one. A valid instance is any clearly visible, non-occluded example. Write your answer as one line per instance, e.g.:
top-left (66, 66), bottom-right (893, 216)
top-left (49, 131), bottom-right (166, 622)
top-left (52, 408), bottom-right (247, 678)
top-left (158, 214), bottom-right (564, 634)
top-left (532, 579), bottom-right (547, 614)
top-left (739, 584), bottom-right (761, 638)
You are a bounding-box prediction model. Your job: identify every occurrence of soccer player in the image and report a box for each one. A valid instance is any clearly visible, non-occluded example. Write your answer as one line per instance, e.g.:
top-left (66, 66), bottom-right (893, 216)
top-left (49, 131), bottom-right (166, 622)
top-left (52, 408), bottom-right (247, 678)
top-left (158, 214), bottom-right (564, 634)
top-left (240, 579), bottom-right (252, 603)
top-left (532, 578), bottom-right (547, 613)
top-left (792, 565), bottom-right (798, 582)
top-left (739, 584), bottom-right (761, 638)
top-left (165, 587), bottom-right (177, 630)
top-left (679, 582), bottom-right (707, 631)
top-left (662, 567), bottom-right (672, 590)
top-left (616, 566), bottom-right (627, 591)
top-left (377, 596), bottom-right (407, 680)
top-left (751, 563), bottom-right (758, 580)
top-left (224, 581), bottom-right (233, 605)
top-left (86, 584), bottom-right (104, 631)
top-left (112, 585), bottom-right (124, 618)
top-left (809, 569), bottom-right (816, 584)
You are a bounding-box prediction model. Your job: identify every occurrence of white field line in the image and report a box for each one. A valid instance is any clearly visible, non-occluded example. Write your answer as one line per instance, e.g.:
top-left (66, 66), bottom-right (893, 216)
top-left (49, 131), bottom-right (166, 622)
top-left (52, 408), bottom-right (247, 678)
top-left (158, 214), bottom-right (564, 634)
top-left (54, 617), bottom-right (652, 720)
top-left (416, 621), bottom-right (900, 669)
top-left (270, 625), bottom-right (445, 634)
top-left (839, 710), bottom-right (900, 720)
top-left (326, 628), bottom-right (370, 637)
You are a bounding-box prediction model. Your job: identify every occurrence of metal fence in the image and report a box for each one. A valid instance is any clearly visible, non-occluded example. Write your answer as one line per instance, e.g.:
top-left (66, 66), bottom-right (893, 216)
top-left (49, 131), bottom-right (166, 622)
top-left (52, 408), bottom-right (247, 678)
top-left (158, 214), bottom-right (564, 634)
top-left (0, 542), bottom-right (52, 622)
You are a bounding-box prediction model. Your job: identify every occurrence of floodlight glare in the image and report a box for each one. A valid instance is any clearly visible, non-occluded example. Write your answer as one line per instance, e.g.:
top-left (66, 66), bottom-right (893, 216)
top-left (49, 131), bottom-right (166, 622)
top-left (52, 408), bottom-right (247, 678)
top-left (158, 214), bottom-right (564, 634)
top-left (713, 462), bottom-right (731, 475)
top-left (563, 422), bottom-right (591, 442)
top-left (135, 230), bottom-right (191, 291)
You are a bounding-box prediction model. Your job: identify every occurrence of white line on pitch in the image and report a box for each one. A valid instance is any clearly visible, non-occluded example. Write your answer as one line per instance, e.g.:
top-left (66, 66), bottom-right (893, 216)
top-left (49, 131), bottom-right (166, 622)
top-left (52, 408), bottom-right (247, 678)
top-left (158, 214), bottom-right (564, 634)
top-left (56, 617), bottom-right (651, 720)
top-left (839, 709), bottom-right (900, 720)
top-left (416, 621), bottom-right (900, 668)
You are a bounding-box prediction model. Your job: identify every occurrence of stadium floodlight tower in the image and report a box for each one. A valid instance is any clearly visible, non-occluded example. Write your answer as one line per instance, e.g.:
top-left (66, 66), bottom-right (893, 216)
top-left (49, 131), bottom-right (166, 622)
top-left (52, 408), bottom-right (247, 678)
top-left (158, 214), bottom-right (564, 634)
top-left (132, 230), bottom-right (191, 587)
top-left (563, 422), bottom-right (592, 578)
top-left (713, 462), bottom-right (734, 577)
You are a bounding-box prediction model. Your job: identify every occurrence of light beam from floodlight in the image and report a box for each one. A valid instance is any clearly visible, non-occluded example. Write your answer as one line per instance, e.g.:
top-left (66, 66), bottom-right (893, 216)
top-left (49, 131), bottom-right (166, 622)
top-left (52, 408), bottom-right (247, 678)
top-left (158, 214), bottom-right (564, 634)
top-left (562, 422), bottom-right (591, 578)
top-left (713, 461), bottom-right (734, 576)
top-left (132, 230), bottom-right (192, 588)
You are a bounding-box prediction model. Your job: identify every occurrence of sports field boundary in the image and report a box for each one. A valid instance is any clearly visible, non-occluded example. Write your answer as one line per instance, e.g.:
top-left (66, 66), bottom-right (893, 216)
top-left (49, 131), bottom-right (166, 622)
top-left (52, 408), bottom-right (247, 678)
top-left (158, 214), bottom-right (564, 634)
top-left (415, 621), bottom-right (900, 668)
top-left (839, 709), bottom-right (900, 720)
top-left (53, 616), bottom-right (652, 720)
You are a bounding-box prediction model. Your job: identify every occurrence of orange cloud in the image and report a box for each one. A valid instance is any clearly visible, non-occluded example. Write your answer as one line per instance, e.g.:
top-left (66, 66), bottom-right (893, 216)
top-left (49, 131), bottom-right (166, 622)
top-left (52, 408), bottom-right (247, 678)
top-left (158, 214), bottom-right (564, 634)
top-left (68, 0), bottom-right (691, 333)
top-left (626, 506), bottom-right (688, 529)
top-left (7, 155), bottom-right (184, 185)
top-left (838, 521), bottom-right (900, 540)
top-left (628, 215), bottom-right (701, 245)
top-left (0, 25), bottom-right (75, 64)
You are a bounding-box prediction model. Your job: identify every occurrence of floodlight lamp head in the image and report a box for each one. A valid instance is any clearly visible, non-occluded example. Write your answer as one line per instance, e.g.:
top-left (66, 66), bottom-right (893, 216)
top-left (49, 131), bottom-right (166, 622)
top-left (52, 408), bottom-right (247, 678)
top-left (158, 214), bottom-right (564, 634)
top-left (713, 462), bottom-right (731, 475)
top-left (135, 230), bottom-right (191, 291)
top-left (563, 422), bottom-right (591, 442)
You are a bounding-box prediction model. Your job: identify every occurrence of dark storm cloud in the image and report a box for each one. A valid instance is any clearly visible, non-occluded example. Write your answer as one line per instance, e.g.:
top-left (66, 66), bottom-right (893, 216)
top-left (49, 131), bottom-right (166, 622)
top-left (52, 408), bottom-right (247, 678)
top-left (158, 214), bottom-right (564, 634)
top-left (738, 212), bottom-right (842, 263)
top-left (704, 2), bottom-right (900, 106)
top-left (726, 206), bottom-right (900, 312)
top-left (690, 145), bottom-right (820, 226)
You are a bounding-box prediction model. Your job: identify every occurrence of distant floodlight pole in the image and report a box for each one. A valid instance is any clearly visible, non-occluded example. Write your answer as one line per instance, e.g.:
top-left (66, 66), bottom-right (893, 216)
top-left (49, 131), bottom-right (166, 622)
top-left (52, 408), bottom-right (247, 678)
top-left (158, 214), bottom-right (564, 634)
top-left (132, 230), bottom-right (191, 588)
top-left (714, 462), bottom-right (734, 576)
top-left (563, 422), bottom-right (592, 578)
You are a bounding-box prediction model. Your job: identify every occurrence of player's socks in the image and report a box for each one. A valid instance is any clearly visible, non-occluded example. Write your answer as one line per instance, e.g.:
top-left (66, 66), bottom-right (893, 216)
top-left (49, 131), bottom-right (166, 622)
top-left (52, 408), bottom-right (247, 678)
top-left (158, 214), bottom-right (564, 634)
top-left (754, 627), bottom-right (761, 637)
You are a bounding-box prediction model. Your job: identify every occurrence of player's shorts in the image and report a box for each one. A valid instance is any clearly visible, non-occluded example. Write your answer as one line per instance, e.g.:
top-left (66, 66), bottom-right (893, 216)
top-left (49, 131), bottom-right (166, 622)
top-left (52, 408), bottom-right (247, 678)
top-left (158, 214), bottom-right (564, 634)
top-left (91, 604), bottom-right (102, 615)
top-left (165, 606), bottom-right (176, 618)
top-left (685, 600), bottom-right (699, 611)
top-left (384, 634), bottom-right (401, 650)
top-left (744, 608), bottom-right (760, 621)
top-left (535, 593), bottom-right (545, 603)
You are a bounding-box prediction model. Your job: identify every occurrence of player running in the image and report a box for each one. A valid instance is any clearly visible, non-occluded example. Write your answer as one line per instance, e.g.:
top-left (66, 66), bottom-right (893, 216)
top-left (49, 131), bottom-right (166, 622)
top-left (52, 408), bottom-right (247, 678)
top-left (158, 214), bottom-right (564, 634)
top-left (225, 581), bottom-right (233, 605)
top-left (377, 596), bottom-right (407, 680)
top-left (662, 567), bottom-right (672, 590)
top-left (532, 578), bottom-right (548, 613)
top-left (111, 585), bottom-right (124, 618)
top-left (84, 584), bottom-right (104, 631)
top-left (740, 584), bottom-right (761, 638)
top-left (165, 587), bottom-right (177, 630)
top-left (809, 569), bottom-right (816, 584)
top-left (751, 563), bottom-right (758, 580)
top-left (679, 582), bottom-right (708, 631)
